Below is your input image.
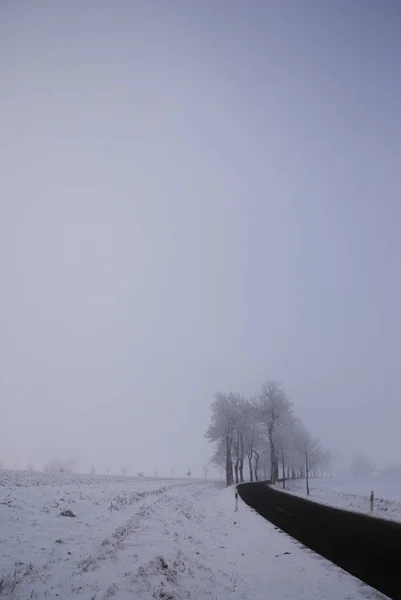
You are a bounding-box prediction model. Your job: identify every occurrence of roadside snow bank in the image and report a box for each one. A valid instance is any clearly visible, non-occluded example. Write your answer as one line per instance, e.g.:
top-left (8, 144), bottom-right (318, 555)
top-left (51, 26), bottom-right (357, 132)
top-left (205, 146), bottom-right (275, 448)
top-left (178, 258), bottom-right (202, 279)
top-left (277, 476), bottom-right (401, 523)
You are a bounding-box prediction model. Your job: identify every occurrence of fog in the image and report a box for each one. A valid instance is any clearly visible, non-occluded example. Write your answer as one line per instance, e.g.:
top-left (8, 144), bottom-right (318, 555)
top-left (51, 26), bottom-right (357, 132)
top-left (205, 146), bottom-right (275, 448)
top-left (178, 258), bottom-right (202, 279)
top-left (1, 1), bottom-right (400, 475)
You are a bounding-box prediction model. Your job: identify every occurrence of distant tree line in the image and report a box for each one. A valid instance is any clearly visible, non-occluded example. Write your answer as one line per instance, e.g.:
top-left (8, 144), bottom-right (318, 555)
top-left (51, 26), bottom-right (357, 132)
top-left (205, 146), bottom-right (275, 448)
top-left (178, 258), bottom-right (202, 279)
top-left (205, 379), bottom-right (331, 495)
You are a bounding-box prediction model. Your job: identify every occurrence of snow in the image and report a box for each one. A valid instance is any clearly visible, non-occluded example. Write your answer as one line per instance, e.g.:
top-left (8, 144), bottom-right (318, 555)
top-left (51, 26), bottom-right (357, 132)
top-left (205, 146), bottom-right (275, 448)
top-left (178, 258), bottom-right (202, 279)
top-left (277, 476), bottom-right (401, 522)
top-left (1, 470), bottom-right (389, 599)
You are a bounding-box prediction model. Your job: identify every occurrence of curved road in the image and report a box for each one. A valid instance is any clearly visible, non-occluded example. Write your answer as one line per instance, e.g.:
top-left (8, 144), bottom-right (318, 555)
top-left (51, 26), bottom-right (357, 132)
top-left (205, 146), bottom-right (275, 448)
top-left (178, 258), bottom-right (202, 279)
top-left (238, 481), bottom-right (401, 599)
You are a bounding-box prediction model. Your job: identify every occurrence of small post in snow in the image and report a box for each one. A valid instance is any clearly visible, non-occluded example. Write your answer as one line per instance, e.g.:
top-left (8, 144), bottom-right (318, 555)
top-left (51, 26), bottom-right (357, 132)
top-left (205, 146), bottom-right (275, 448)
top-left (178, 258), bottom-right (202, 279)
top-left (370, 490), bottom-right (374, 513)
top-left (235, 491), bottom-right (238, 512)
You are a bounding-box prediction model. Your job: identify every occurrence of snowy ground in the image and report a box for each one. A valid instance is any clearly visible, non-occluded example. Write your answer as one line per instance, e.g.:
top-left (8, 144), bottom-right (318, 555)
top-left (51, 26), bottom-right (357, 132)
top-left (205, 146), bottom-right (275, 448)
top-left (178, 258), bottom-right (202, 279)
top-left (1, 471), bottom-right (388, 599)
top-left (277, 476), bottom-right (401, 523)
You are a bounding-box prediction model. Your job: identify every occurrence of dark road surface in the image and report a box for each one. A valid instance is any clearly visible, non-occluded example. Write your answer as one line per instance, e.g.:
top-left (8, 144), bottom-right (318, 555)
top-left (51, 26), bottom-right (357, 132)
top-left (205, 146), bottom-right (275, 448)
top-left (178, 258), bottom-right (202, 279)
top-left (238, 482), bottom-right (401, 600)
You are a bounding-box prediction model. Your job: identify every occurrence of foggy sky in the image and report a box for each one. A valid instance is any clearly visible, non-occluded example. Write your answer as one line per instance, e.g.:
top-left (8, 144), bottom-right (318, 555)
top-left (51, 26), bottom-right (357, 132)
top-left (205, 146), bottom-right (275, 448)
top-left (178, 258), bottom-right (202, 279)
top-left (1, 0), bottom-right (401, 475)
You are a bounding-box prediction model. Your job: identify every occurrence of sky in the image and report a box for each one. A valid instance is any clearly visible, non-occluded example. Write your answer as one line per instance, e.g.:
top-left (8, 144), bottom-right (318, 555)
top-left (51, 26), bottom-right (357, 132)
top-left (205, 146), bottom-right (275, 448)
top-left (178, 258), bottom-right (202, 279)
top-left (1, 0), bottom-right (401, 475)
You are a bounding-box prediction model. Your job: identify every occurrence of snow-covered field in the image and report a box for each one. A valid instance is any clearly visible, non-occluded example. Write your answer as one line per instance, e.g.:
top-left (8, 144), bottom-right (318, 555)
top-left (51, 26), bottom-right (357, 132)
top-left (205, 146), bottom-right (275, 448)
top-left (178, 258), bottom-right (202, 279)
top-left (278, 476), bottom-right (401, 523)
top-left (1, 471), bottom-right (388, 599)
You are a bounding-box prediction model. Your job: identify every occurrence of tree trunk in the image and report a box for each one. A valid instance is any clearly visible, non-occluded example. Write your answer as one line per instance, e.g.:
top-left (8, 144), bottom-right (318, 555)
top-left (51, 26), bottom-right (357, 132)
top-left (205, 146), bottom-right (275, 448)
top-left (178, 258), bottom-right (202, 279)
top-left (239, 435), bottom-right (244, 483)
top-left (281, 446), bottom-right (286, 489)
top-left (225, 435), bottom-right (234, 487)
top-left (234, 435), bottom-right (240, 484)
top-left (254, 451), bottom-right (259, 482)
top-left (268, 426), bottom-right (277, 484)
top-left (305, 452), bottom-right (310, 495)
top-left (234, 457), bottom-right (239, 485)
top-left (273, 461), bottom-right (279, 482)
top-left (291, 467), bottom-right (296, 480)
top-left (239, 458), bottom-right (244, 483)
top-left (248, 456), bottom-right (253, 482)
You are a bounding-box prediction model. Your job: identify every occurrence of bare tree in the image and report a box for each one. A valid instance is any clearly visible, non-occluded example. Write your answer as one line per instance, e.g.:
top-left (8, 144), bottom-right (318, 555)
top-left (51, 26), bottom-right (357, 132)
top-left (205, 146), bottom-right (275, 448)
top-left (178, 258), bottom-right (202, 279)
top-left (187, 468), bottom-right (192, 478)
top-left (170, 467), bottom-right (175, 478)
top-left (327, 450), bottom-right (333, 477)
top-left (233, 431), bottom-right (241, 484)
top-left (211, 441), bottom-right (227, 480)
top-left (203, 465), bottom-right (208, 479)
top-left (276, 415), bottom-right (299, 489)
top-left (258, 380), bottom-right (293, 484)
top-left (240, 399), bottom-right (262, 482)
top-left (153, 469), bottom-right (158, 478)
top-left (258, 447), bottom-right (271, 481)
top-left (299, 432), bottom-right (328, 495)
top-left (205, 392), bottom-right (241, 486)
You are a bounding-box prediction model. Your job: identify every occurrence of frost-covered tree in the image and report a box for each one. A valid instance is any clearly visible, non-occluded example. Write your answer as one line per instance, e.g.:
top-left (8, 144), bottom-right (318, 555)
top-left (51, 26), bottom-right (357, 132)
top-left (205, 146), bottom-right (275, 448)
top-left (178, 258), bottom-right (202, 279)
top-left (258, 380), bottom-right (293, 484)
top-left (275, 417), bottom-right (298, 489)
top-left (205, 381), bottom-right (330, 487)
top-left (240, 399), bottom-right (262, 482)
top-left (296, 427), bottom-right (328, 495)
top-left (205, 392), bottom-right (241, 486)
top-left (210, 437), bottom-right (228, 481)
top-left (231, 397), bottom-right (247, 484)
top-left (258, 447), bottom-right (271, 481)
top-left (318, 449), bottom-right (332, 477)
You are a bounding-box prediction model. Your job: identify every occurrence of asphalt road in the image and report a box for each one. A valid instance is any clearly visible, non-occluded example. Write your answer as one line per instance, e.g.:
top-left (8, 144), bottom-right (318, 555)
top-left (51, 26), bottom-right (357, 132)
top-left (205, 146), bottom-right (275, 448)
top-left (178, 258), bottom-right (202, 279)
top-left (238, 481), bottom-right (401, 600)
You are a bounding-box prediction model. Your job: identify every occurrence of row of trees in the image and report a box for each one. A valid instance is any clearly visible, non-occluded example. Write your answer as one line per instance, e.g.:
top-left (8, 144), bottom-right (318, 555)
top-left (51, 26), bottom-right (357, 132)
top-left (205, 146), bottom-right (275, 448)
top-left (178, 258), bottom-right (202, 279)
top-left (205, 379), bottom-right (331, 495)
